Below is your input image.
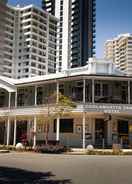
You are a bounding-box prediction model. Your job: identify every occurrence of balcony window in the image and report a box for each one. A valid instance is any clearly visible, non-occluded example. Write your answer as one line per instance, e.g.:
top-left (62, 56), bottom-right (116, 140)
top-left (95, 83), bottom-right (101, 96)
top-left (59, 80), bottom-right (83, 102)
top-left (37, 84), bottom-right (56, 105)
top-left (17, 87), bottom-right (35, 106)
top-left (86, 80), bottom-right (92, 102)
top-left (102, 84), bottom-right (109, 96)
top-left (94, 80), bottom-right (128, 104)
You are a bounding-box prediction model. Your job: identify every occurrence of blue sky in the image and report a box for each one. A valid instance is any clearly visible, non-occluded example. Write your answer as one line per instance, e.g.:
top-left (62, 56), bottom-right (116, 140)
top-left (97, 0), bottom-right (132, 57)
top-left (8, 0), bottom-right (132, 57)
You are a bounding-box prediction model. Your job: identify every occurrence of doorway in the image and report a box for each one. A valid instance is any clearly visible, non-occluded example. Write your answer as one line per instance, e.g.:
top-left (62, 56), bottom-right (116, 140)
top-left (0, 122), bottom-right (6, 144)
top-left (16, 121), bottom-right (27, 144)
top-left (118, 120), bottom-right (129, 147)
top-left (95, 119), bottom-right (107, 148)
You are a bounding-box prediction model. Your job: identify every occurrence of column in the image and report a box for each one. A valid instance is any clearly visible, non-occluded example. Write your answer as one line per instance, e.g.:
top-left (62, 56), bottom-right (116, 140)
top-left (6, 118), bottom-right (10, 146)
top-left (83, 79), bottom-right (86, 104)
top-left (82, 79), bottom-right (86, 149)
top-left (34, 86), bottom-right (37, 106)
top-left (13, 118), bottom-right (17, 146)
top-left (88, 117), bottom-right (93, 145)
top-left (56, 117), bottom-right (60, 141)
top-left (33, 116), bottom-right (37, 148)
top-left (7, 92), bottom-right (11, 146)
top-left (56, 82), bottom-right (60, 142)
top-left (56, 82), bottom-right (59, 103)
top-left (128, 80), bottom-right (131, 104)
top-left (8, 92), bottom-right (11, 108)
top-left (107, 120), bottom-right (112, 146)
top-left (92, 79), bottom-right (95, 104)
top-left (92, 118), bottom-right (95, 145)
top-left (15, 90), bottom-right (17, 108)
top-left (82, 112), bottom-right (86, 149)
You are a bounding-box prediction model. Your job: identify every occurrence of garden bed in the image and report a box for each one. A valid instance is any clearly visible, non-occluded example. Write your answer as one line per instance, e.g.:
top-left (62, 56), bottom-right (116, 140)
top-left (86, 149), bottom-right (132, 155)
top-left (35, 144), bottom-right (66, 154)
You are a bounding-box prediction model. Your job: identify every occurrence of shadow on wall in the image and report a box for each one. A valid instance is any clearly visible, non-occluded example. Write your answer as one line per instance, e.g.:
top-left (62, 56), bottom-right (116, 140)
top-left (0, 166), bottom-right (72, 184)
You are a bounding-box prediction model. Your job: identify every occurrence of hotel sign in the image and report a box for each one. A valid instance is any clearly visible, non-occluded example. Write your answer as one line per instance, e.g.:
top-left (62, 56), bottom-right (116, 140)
top-left (84, 104), bottom-right (132, 113)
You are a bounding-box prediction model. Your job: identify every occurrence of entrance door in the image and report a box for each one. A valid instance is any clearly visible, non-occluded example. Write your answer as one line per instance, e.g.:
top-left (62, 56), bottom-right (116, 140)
top-left (16, 121), bottom-right (27, 143)
top-left (0, 122), bottom-right (5, 144)
top-left (95, 119), bottom-right (107, 148)
top-left (118, 120), bottom-right (129, 148)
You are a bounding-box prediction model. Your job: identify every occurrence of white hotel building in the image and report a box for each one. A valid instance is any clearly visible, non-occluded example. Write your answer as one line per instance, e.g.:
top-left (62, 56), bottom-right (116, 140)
top-left (0, 58), bottom-right (132, 149)
top-left (3, 4), bottom-right (58, 78)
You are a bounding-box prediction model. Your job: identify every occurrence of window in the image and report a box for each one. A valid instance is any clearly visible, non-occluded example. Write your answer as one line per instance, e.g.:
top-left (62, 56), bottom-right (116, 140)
top-left (54, 119), bottom-right (73, 133)
top-left (23, 68), bottom-right (29, 73)
top-left (31, 62), bottom-right (36, 67)
top-left (60, 11), bottom-right (63, 16)
top-left (102, 84), bottom-right (108, 96)
top-left (95, 83), bottom-right (101, 96)
top-left (37, 87), bottom-right (43, 105)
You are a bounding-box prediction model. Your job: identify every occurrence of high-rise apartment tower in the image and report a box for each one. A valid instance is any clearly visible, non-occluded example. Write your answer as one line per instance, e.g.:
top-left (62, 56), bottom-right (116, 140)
top-left (42, 0), bottom-right (55, 15)
top-left (105, 33), bottom-right (132, 75)
top-left (1, 4), bottom-right (58, 78)
top-left (0, 0), bottom-right (8, 75)
top-left (42, 0), bottom-right (96, 71)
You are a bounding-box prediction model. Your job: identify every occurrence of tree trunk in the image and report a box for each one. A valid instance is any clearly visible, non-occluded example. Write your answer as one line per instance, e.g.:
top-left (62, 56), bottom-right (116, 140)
top-left (45, 122), bottom-right (49, 145)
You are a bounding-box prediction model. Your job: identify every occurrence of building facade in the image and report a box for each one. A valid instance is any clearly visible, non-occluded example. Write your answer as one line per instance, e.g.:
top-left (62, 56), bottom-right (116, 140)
top-left (2, 4), bottom-right (58, 79)
top-left (0, 58), bottom-right (132, 149)
top-left (42, 0), bottom-right (96, 71)
top-left (105, 33), bottom-right (132, 76)
top-left (0, 0), bottom-right (8, 75)
top-left (42, 0), bottom-right (55, 15)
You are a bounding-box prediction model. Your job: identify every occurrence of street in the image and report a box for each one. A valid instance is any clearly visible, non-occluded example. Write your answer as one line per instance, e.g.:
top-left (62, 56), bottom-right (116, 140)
top-left (0, 152), bottom-right (132, 184)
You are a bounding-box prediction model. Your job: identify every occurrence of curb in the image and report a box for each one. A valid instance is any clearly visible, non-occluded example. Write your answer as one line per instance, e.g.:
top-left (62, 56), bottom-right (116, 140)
top-left (0, 150), bottom-right (10, 153)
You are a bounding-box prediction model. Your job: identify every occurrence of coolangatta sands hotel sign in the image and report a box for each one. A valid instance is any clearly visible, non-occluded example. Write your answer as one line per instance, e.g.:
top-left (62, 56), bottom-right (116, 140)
top-left (0, 58), bottom-right (132, 149)
top-left (84, 104), bottom-right (132, 113)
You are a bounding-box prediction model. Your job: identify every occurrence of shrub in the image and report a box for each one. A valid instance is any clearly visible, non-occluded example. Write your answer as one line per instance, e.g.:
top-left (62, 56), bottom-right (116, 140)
top-left (35, 144), bottom-right (66, 154)
top-left (0, 145), bottom-right (16, 151)
top-left (122, 151), bottom-right (132, 155)
top-left (86, 149), bottom-right (124, 155)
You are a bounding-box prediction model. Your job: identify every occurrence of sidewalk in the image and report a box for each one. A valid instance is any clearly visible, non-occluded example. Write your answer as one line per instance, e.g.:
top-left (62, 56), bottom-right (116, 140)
top-left (67, 148), bottom-right (132, 155)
